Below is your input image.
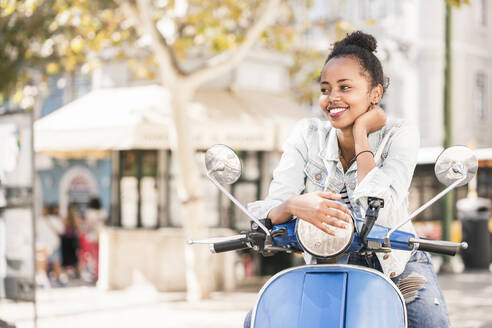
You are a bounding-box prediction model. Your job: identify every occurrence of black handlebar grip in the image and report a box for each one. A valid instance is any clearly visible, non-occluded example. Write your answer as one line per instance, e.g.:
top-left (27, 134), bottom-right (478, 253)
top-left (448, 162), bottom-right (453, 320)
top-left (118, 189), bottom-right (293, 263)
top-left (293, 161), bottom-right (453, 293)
top-left (211, 239), bottom-right (249, 253)
top-left (409, 238), bottom-right (467, 256)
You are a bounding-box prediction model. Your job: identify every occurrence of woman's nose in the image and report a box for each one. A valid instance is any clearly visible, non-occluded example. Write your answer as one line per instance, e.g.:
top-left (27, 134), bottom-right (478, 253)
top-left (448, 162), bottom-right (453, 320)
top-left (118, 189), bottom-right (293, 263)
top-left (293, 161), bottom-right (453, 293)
top-left (328, 92), bottom-right (341, 102)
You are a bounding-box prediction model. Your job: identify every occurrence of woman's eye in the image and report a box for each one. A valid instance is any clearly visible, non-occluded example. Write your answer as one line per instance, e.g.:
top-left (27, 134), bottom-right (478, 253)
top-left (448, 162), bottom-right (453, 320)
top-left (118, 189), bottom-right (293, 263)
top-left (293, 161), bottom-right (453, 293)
top-left (340, 85), bottom-right (350, 91)
top-left (320, 88), bottom-right (328, 93)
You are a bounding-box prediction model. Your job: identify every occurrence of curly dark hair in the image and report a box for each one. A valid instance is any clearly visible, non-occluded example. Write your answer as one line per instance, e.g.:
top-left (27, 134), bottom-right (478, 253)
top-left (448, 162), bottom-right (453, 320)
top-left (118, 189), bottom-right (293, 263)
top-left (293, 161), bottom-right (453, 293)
top-left (324, 30), bottom-right (389, 93)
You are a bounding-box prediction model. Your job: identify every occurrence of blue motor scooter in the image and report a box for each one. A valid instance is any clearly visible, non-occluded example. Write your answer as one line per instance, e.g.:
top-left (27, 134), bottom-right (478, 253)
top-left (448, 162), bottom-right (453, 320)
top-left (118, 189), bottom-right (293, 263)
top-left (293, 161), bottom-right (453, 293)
top-left (189, 145), bottom-right (477, 328)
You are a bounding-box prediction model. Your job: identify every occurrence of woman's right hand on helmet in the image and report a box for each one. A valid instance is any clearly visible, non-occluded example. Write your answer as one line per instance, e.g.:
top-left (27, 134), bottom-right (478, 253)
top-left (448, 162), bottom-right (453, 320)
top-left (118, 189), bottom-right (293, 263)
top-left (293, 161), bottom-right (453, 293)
top-left (288, 191), bottom-right (352, 236)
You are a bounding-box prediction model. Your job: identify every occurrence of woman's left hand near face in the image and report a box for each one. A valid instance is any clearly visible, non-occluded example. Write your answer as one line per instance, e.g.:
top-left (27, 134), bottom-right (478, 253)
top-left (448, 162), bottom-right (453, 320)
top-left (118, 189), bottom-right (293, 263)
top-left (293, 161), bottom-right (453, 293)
top-left (353, 105), bottom-right (386, 135)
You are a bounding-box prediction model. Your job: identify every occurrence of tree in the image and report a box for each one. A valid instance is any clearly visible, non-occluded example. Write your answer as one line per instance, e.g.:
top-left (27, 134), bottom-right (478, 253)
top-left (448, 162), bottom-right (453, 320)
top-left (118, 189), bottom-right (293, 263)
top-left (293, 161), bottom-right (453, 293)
top-left (123, 0), bottom-right (296, 301)
top-left (0, 0), bottom-right (137, 109)
top-left (2, 0), bottom-right (313, 300)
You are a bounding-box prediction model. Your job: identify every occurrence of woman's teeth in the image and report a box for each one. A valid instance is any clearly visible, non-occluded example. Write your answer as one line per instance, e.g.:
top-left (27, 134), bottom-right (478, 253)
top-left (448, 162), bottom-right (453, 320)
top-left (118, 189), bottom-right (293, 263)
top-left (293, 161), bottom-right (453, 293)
top-left (329, 107), bottom-right (346, 113)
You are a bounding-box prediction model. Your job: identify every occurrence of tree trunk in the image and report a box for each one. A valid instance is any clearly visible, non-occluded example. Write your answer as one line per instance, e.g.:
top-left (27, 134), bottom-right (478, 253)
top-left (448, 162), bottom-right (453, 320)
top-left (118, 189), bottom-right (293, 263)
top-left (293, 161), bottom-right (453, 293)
top-left (168, 80), bottom-right (213, 301)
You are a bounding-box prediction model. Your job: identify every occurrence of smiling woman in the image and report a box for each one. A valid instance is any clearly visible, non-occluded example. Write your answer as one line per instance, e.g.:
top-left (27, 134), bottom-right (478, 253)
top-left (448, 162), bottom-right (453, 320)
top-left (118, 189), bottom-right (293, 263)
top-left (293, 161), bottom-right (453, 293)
top-left (246, 31), bottom-right (451, 328)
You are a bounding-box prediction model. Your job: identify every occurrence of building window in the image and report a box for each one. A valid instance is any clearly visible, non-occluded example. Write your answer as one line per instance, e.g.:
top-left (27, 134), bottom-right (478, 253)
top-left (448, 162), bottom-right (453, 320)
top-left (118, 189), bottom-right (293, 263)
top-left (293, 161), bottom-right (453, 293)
top-left (119, 150), bottom-right (159, 228)
top-left (115, 149), bottom-right (263, 230)
top-left (475, 72), bottom-right (488, 120)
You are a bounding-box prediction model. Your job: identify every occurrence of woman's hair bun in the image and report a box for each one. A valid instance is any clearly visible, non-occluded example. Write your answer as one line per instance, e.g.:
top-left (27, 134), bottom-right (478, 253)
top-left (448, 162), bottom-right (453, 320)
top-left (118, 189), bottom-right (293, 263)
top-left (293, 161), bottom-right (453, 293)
top-left (333, 30), bottom-right (377, 53)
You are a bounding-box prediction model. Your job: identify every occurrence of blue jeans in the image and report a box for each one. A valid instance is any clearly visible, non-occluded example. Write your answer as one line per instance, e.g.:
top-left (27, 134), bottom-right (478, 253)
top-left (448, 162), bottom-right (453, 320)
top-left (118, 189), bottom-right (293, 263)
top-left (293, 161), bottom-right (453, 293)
top-left (244, 251), bottom-right (450, 328)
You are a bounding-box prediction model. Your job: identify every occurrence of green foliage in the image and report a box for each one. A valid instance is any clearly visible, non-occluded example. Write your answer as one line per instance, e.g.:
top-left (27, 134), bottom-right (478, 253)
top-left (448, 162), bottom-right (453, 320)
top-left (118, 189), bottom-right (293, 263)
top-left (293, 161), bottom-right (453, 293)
top-left (0, 0), bottom-right (134, 107)
top-left (0, 0), bottom-right (311, 108)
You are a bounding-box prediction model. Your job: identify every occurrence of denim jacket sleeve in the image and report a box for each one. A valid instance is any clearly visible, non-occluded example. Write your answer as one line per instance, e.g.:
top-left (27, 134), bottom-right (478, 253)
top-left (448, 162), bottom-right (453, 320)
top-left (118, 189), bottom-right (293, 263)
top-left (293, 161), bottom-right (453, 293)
top-left (247, 119), bottom-right (311, 219)
top-left (351, 124), bottom-right (420, 228)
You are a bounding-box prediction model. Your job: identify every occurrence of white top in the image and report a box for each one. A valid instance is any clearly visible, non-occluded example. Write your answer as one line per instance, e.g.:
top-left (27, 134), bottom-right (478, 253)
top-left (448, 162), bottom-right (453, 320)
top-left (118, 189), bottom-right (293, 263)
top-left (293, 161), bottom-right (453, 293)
top-left (248, 118), bottom-right (419, 278)
top-left (84, 208), bottom-right (107, 242)
top-left (36, 215), bottom-right (64, 252)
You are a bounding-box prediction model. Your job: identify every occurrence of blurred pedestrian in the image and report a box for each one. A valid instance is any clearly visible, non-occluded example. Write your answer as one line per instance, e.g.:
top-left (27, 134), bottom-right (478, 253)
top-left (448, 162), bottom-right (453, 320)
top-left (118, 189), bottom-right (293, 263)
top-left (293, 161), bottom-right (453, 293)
top-left (79, 196), bottom-right (106, 282)
top-left (36, 204), bottom-right (64, 287)
top-left (61, 203), bottom-right (81, 279)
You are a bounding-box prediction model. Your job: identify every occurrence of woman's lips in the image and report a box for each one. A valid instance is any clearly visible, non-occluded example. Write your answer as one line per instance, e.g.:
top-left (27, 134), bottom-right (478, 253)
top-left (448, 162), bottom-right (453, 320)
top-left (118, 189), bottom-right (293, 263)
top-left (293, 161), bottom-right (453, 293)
top-left (328, 107), bottom-right (348, 118)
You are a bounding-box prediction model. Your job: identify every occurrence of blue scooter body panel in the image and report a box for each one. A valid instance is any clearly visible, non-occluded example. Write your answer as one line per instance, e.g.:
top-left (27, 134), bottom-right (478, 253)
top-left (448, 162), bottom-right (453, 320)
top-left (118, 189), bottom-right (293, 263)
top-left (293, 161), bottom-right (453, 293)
top-left (252, 265), bottom-right (406, 328)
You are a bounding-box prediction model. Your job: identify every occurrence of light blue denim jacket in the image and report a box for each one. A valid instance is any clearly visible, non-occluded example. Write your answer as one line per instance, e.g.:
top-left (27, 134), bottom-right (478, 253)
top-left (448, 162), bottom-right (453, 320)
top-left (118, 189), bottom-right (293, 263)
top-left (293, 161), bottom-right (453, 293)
top-left (248, 117), bottom-right (420, 278)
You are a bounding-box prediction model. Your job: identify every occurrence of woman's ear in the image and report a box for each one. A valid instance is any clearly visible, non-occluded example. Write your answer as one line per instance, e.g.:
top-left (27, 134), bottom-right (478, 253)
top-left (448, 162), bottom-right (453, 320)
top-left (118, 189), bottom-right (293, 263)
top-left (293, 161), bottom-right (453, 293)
top-left (370, 84), bottom-right (383, 104)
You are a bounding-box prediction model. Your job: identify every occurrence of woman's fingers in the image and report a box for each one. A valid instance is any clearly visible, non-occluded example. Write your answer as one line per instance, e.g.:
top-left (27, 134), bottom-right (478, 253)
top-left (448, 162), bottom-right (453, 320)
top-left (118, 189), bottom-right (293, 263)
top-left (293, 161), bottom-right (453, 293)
top-left (314, 221), bottom-right (336, 236)
top-left (317, 191), bottom-right (341, 200)
top-left (321, 214), bottom-right (349, 229)
top-left (323, 202), bottom-right (351, 222)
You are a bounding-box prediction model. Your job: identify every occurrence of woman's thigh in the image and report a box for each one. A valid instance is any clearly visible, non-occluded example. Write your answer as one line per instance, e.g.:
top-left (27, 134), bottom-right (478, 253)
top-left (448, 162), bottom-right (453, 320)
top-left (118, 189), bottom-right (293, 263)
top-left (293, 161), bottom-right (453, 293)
top-left (391, 251), bottom-right (450, 328)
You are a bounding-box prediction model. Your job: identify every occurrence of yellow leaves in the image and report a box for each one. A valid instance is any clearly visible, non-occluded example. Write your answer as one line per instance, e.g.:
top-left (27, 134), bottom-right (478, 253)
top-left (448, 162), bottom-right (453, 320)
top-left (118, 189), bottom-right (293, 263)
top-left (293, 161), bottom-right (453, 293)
top-left (174, 38), bottom-right (193, 58)
top-left (88, 31), bottom-right (107, 51)
top-left (81, 15), bottom-right (91, 26)
top-left (364, 18), bottom-right (377, 27)
top-left (70, 36), bottom-right (84, 53)
top-left (12, 89), bottom-right (23, 105)
top-left (24, 0), bottom-right (42, 16)
top-left (211, 34), bottom-right (235, 52)
top-left (46, 62), bottom-right (60, 74)
top-left (445, 0), bottom-right (470, 8)
top-left (1, 3), bottom-right (15, 16)
top-left (335, 20), bottom-right (354, 40)
top-left (63, 56), bottom-right (78, 72)
top-left (101, 9), bottom-right (112, 22)
top-left (49, 21), bottom-right (59, 32)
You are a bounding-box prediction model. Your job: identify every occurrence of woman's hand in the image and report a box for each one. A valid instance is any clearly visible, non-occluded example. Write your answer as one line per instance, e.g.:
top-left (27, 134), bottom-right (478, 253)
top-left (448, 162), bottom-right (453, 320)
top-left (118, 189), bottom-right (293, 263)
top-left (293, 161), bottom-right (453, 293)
top-left (287, 191), bottom-right (352, 236)
top-left (353, 104), bottom-right (386, 135)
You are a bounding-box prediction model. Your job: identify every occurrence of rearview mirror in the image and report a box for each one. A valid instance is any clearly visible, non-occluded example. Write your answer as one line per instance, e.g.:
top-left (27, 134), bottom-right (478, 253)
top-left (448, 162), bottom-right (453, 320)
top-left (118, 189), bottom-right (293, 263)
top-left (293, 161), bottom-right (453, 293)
top-left (435, 145), bottom-right (478, 187)
top-left (205, 144), bottom-right (242, 185)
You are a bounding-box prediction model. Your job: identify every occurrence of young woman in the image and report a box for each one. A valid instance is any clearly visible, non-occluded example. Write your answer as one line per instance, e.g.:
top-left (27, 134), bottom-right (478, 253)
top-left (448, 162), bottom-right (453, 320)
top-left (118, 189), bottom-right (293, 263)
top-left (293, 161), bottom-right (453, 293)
top-left (246, 31), bottom-right (450, 327)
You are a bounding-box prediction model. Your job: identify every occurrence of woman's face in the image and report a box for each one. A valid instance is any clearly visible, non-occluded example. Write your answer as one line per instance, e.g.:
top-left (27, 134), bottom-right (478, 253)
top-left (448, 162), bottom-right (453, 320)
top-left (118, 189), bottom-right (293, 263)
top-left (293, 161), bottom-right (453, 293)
top-left (319, 56), bottom-right (379, 129)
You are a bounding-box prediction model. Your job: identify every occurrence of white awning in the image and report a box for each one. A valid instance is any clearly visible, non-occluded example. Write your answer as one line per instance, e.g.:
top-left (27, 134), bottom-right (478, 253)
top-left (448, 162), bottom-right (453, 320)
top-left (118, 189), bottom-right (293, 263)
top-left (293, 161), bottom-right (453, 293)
top-left (34, 85), bottom-right (311, 157)
top-left (417, 146), bottom-right (492, 164)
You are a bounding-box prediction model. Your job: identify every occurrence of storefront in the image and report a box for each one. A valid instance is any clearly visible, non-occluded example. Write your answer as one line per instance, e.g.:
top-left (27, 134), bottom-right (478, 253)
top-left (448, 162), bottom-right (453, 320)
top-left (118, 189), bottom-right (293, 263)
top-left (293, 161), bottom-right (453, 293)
top-left (34, 84), bottom-right (311, 290)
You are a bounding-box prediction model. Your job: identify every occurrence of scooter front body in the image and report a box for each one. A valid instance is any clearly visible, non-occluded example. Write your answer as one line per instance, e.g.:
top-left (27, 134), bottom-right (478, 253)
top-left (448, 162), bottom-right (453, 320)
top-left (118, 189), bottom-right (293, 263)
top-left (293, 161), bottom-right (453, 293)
top-left (251, 265), bottom-right (406, 328)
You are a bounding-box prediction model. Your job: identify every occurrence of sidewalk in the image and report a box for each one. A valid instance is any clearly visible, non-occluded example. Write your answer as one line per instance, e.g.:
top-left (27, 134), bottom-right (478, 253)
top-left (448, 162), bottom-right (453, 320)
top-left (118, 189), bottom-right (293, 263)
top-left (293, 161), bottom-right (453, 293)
top-left (0, 284), bottom-right (256, 328)
top-left (1, 268), bottom-right (491, 328)
top-left (439, 270), bottom-right (492, 328)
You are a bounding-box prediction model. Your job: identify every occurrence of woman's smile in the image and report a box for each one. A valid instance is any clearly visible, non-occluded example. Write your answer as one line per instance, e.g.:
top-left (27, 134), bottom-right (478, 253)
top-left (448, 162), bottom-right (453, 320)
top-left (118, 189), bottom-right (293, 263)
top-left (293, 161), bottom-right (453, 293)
top-left (327, 105), bottom-right (349, 118)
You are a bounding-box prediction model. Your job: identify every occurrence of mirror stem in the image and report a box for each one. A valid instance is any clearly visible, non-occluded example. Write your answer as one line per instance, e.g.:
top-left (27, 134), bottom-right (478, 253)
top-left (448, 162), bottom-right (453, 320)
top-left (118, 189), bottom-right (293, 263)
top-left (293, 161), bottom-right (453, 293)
top-left (207, 172), bottom-right (271, 236)
top-left (385, 174), bottom-right (466, 244)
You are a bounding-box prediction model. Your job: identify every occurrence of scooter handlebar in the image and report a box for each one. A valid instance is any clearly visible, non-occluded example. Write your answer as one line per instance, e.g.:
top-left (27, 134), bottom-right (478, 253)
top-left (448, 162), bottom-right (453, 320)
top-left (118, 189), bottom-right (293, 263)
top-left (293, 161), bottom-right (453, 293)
top-left (409, 237), bottom-right (468, 256)
top-left (210, 239), bottom-right (250, 253)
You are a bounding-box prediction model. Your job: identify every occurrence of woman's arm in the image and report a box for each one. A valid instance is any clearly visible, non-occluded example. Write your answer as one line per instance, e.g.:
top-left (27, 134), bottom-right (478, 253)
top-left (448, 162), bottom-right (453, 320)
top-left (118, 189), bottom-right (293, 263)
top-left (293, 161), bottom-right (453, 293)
top-left (268, 191), bottom-right (351, 235)
top-left (352, 105), bottom-right (386, 183)
top-left (248, 119), bottom-right (351, 235)
top-left (352, 123), bottom-right (420, 228)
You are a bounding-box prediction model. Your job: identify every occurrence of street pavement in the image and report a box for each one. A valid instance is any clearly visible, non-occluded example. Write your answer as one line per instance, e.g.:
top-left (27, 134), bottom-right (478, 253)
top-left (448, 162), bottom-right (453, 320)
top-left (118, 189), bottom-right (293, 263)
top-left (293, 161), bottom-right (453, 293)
top-left (439, 270), bottom-right (492, 328)
top-left (1, 263), bottom-right (491, 328)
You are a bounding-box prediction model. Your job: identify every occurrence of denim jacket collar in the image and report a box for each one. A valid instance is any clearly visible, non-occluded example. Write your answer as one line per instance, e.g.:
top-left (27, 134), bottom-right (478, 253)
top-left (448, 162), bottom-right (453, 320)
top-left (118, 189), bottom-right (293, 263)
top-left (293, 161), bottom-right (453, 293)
top-left (319, 123), bottom-right (383, 172)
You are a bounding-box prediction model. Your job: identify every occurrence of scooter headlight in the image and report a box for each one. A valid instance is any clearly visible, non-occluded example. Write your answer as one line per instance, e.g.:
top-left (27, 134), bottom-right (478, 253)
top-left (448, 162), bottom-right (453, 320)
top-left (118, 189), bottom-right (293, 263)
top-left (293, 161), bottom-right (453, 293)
top-left (296, 215), bottom-right (355, 258)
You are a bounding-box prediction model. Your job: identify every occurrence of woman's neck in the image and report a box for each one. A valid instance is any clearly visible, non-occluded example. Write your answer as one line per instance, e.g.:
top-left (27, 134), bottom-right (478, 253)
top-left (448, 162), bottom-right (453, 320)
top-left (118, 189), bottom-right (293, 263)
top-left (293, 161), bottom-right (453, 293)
top-left (337, 127), bottom-right (356, 163)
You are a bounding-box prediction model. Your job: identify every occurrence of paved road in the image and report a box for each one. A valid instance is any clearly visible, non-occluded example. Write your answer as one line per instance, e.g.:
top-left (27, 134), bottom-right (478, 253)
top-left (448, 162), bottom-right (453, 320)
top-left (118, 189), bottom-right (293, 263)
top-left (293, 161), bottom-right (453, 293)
top-left (439, 270), bottom-right (492, 328)
top-left (1, 269), bottom-right (491, 328)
